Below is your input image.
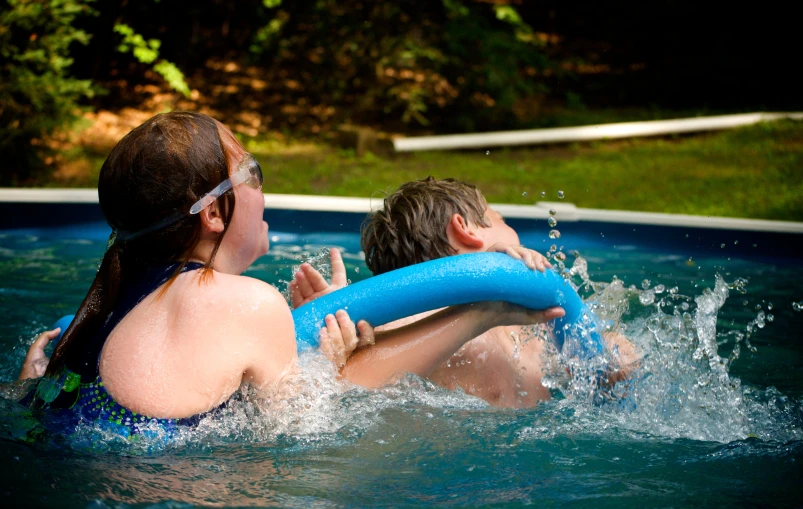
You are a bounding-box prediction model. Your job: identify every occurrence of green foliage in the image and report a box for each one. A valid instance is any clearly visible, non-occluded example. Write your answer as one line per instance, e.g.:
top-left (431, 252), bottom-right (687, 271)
top-left (0, 0), bottom-right (97, 183)
top-left (247, 0), bottom-right (549, 130)
top-left (114, 23), bottom-right (159, 64)
top-left (113, 23), bottom-right (190, 97)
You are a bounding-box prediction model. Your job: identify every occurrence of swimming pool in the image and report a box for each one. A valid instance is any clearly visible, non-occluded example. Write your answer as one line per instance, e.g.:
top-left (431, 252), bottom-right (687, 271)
top-left (1, 192), bottom-right (802, 507)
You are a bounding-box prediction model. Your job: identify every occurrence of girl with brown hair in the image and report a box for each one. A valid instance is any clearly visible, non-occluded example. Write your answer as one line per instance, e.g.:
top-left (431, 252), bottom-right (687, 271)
top-left (21, 112), bottom-right (561, 436)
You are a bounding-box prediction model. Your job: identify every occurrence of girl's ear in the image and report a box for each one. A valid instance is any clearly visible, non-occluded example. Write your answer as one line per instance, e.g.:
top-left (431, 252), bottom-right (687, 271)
top-left (446, 213), bottom-right (485, 251)
top-left (198, 201), bottom-right (225, 236)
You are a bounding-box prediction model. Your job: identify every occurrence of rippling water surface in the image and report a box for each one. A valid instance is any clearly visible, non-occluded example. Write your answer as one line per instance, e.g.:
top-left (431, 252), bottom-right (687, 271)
top-left (1, 227), bottom-right (801, 508)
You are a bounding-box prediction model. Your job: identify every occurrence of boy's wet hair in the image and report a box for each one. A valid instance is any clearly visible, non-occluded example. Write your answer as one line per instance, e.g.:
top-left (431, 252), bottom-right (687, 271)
top-left (361, 176), bottom-right (490, 275)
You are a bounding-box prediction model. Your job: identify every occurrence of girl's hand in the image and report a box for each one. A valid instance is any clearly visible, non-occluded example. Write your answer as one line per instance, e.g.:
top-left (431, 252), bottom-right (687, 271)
top-left (318, 310), bottom-right (375, 371)
top-left (289, 248), bottom-right (348, 308)
top-left (485, 243), bottom-right (552, 272)
top-left (18, 328), bottom-right (60, 380)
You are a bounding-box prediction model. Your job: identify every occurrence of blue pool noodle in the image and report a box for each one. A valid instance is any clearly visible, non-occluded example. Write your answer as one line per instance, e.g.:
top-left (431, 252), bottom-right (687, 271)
top-left (292, 252), bottom-right (603, 357)
top-left (51, 314), bottom-right (75, 345)
top-left (51, 253), bottom-right (603, 358)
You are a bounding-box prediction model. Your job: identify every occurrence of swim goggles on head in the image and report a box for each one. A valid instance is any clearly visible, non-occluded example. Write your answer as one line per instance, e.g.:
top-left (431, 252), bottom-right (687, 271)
top-left (189, 154), bottom-right (264, 214)
top-left (114, 154), bottom-right (264, 242)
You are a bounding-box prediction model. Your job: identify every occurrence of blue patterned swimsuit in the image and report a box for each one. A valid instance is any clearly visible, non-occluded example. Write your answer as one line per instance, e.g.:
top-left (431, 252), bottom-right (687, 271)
top-left (25, 262), bottom-right (227, 438)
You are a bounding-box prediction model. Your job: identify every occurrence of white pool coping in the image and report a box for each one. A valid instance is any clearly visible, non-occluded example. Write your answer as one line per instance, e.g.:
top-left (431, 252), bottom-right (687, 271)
top-left (393, 112), bottom-right (803, 152)
top-left (2, 188), bottom-right (801, 234)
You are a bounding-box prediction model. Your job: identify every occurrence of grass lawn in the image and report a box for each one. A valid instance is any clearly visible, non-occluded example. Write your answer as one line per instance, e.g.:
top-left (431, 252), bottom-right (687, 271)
top-left (37, 119), bottom-right (803, 221)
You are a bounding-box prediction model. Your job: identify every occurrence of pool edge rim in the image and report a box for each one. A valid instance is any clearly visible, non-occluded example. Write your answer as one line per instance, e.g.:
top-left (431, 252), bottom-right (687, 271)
top-left (1, 188), bottom-right (800, 234)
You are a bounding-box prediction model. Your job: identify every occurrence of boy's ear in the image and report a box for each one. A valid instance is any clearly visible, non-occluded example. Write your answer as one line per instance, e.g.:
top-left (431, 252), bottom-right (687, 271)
top-left (198, 201), bottom-right (225, 236)
top-left (446, 213), bottom-right (484, 251)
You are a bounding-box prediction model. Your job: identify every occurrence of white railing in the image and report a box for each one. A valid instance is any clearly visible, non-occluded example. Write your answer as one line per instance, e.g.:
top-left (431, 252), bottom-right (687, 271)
top-left (392, 112), bottom-right (803, 152)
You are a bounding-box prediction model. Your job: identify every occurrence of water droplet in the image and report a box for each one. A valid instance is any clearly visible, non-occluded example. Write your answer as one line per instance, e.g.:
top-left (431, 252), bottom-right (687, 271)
top-left (639, 290), bottom-right (655, 306)
top-left (755, 304), bottom-right (762, 311)
top-left (555, 252), bottom-right (566, 262)
top-left (547, 217), bottom-right (558, 227)
top-left (549, 244), bottom-right (557, 252)
top-left (540, 191), bottom-right (546, 198)
top-left (641, 279), bottom-right (651, 290)
top-left (557, 190), bottom-right (565, 199)
top-left (522, 191), bottom-right (528, 197)
top-left (654, 284), bottom-right (665, 294)
top-left (549, 208), bottom-right (557, 216)
top-left (728, 277), bottom-right (749, 294)
top-left (756, 311), bottom-right (766, 328)
top-left (354, 267), bottom-right (360, 274)
top-left (485, 150), bottom-right (490, 155)
top-left (767, 302), bottom-right (773, 310)
top-left (681, 302), bottom-right (690, 310)
top-left (669, 286), bottom-right (679, 295)
top-left (767, 314), bottom-right (775, 322)
top-left (734, 240), bottom-right (739, 245)
top-left (548, 230), bottom-right (561, 239)
top-left (720, 243), bottom-right (726, 248)
top-left (743, 300), bottom-right (749, 306)
top-left (793, 302), bottom-right (803, 312)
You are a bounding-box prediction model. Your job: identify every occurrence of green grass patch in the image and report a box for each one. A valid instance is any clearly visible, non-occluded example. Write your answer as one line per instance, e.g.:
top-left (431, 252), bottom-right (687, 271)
top-left (38, 118), bottom-right (803, 221)
top-left (244, 119), bottom-right (803, 221)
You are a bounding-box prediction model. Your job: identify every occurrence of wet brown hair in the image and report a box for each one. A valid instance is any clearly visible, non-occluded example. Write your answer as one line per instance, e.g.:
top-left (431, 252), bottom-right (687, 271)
top-left (361, 176), bottom-right (489, 275)
top-left (46, 111), bottom-right (236, 377)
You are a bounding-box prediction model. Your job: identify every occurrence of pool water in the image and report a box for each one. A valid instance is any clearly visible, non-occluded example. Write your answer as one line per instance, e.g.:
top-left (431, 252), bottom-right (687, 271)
top-left (1, 225), bottom-right (802, 507)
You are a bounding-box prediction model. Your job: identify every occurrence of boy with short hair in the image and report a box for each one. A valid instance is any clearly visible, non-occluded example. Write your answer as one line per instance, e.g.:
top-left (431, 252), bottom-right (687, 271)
top-left (294, 177), bottom-right (638, 407)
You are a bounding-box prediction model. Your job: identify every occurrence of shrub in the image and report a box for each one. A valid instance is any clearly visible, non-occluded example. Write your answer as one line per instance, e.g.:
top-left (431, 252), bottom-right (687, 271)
top-left (0, 0), bottom-right (98, 184)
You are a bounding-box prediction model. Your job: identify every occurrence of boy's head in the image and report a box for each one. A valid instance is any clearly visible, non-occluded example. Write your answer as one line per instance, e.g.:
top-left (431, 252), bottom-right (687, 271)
top-left (361, 177), bottom-right (519, 275)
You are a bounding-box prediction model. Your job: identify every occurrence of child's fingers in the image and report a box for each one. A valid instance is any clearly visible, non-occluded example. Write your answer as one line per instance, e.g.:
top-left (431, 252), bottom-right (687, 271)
top-left (323, 313), bottom-right (347, 367)
top-left (519, 248), bottom-right (536, 270)
top-left (335, 309), bottom-right (359, 353)
top-left (356, 320), bottom-right (375, 348)
top-left (301, 263), bottom-right (330, 293)
top-left (531, 249), bottom-right (552, 271)
top-left (491, 243), bottom-right (522, 260)
top-left (505, 246), bottom-right (523, 261)
top-left (289, 280), bottom-right (305, 308)
top-left (294, 266), bottom-right (316, 297)
top-left (36, 328), bottom-right (61, 346)
top-left (330, 248), bottom-right (348, 287)
top-left (318, 326), bottom-right (334, 363)
top-left (528, 249), bottom-right (546, 272)
top-left (26, 328), bottom-right (60, 358)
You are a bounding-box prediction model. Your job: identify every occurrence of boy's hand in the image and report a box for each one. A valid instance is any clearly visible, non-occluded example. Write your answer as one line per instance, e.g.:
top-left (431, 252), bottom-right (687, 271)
top-left (318, 310), bottom-right (375, 370)
top-left (18, 328), bottom-right (60, 380)
top-left (486, 243), bottom-right (552, 272)
top-left (290, 248), bottom-right (348, 308)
